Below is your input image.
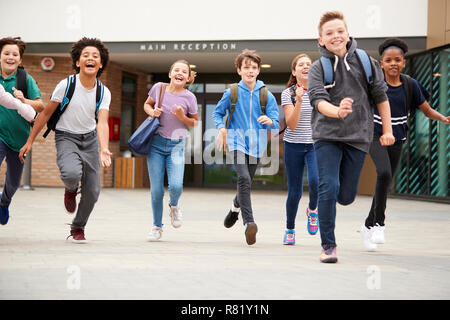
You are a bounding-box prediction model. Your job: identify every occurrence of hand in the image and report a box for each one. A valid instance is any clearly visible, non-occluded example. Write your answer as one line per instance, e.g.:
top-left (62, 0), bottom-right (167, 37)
top-left (379, 132), bottom-right (395, 146)
top-left (257, 115), bottom-right (273, 126)
top-left (295, 86), bottom-right (304, 101)
top-left (170, 105), bottom-right (185, 120)
top-left (216, 127), bottom-right (227, 152)
top-left (152, 107), bottom-right (163, 118)
top-left (100, 149), bottom-right (112, 168)
top-left (441, 116), bottom-right (450, 124)
top-left (19, 142), bottom-right (32, 163)
top-left (13, 87), bottom-right (25, 103)
top-left (337, 97), bottom-right (353, 119)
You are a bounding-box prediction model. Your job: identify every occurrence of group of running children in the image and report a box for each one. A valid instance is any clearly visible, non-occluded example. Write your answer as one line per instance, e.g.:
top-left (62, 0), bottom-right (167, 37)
top-left (0, 11), bottom-right (448, 263)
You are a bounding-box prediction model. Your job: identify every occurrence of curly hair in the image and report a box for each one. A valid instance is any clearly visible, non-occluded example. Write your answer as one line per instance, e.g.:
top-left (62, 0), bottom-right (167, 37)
top-left (71, 37), bottom-right (109, 77)
top-left (378, 38), bottom-right (408, 57)
top-left (0, 37), bottom-right (26, 58)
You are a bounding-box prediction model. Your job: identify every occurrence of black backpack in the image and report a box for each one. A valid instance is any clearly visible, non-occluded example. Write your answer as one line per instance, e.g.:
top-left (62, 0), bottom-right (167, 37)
top-left (43, 74), bottom-right (105, 138)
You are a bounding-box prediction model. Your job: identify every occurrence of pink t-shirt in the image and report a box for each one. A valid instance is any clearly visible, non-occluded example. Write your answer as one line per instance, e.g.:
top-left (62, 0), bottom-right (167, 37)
top-left (149, 82), bottom-right (198, 140)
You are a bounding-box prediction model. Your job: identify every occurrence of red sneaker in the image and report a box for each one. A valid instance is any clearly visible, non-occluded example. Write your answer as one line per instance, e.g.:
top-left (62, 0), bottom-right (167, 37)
top-left (67, 228), bottom-right (87, 244)
top-left (64, 188), bottom-right (77, 214)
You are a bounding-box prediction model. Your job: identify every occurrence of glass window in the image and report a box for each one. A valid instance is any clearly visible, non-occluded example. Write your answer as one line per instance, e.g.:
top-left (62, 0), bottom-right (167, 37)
top-left (206, 83), bottom-right (227, 93)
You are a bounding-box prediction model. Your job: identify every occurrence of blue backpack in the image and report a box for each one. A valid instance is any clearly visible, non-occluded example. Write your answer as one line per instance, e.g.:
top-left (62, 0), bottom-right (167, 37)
top-left (43, 74), bottom-right (104, 138)
top-left (320, 48), bottom-right (373, 90)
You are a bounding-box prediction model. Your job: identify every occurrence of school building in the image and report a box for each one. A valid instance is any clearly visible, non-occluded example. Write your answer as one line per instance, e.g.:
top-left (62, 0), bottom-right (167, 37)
top-left (1, 0), bottom-right (449, 202)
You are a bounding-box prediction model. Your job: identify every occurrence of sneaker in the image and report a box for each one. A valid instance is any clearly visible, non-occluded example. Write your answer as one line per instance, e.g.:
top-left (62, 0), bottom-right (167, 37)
top-left (66, 228), bottom-right (87, 244)
top-left (244, 222), bottom-right (258, 245)
top-left (169, 204), bottom-right (182, 228)
top-left (371, 223), bottom-right (385, 244)
top-left (147, 226), bottom-right (163, 241)
top-left (224, 210), bottom-right (239, 228)
top-left (320, 246), bottom-right (338, 263)
top-left (361, 225), bottom-right (377, 251)
top-left (306, 208), bottom-right (319, 235)
top-left (0, 204), bottom-right (9, 225)
top-left (283, 229), bottom-right (295, 245)
top-left (64, 188), bottom-right (78, 214)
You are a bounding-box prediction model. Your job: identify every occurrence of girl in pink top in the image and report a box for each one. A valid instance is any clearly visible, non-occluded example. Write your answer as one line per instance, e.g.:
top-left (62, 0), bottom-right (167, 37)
top-left (143, 60), bottom-right (198, 241)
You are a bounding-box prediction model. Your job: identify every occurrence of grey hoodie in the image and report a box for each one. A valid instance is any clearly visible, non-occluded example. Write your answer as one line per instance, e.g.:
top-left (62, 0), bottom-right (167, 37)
top-left (308, 38), bottom-right (388, 153)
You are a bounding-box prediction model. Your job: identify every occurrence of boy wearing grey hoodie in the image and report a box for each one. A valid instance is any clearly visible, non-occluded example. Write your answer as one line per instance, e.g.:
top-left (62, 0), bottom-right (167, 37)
top-left (308, 11), bottom-right (395, 263)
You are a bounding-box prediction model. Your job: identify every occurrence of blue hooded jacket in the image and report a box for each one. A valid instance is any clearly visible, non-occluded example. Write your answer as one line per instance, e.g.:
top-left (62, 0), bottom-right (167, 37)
top-left (213, 80), bottom-right (280, 158)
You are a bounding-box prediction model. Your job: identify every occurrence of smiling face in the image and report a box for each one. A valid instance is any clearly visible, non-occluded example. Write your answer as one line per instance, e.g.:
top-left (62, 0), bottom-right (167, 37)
top-left (292, 56), bottom-right (312, 83)
top-left (237, 58), bottom-right (260, 86)
top-left (0, 44), bottom-right (22, 77)
top-left (169, 62), bottom-right (190, 87)
top-left (380, 48), bottom-right (406, 78)
top-left (318, 19), bottom-right (350, 57)
top-left (76, 46), bottom-right (102, 77)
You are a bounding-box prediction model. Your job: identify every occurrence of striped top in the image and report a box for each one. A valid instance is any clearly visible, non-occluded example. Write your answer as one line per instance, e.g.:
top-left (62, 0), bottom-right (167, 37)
top-left (373, 79), bottom-right (425, 141)
top-left (281, 86), bottom-right (313, 144)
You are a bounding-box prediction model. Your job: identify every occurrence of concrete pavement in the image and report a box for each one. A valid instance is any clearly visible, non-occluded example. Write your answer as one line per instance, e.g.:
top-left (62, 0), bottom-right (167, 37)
top-left (0, 187), bottom-right (449, 300)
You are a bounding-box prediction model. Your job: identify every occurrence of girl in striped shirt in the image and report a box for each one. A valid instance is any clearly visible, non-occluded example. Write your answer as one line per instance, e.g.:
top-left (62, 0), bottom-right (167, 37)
top-left (281, 54), bottom-right (319, 245)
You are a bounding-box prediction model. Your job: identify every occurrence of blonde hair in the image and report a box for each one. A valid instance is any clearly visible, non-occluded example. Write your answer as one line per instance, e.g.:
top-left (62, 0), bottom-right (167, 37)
top-left (286, 54), bottom-right (312, 88)
top-left (169, 59), bottom-right (197, 85)
top-left (318, 11), bottom-right (347, 35)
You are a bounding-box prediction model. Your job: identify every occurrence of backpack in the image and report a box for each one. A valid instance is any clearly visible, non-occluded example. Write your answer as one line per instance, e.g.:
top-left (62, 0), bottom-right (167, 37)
top-left (43, 74), bottom-right (104, 138)
top-left (320, 48), bottom-right (374, 90)
top-left (224, 83), bottom-right (268, 128)
top-left (15, 66), bottom-right (29, 99)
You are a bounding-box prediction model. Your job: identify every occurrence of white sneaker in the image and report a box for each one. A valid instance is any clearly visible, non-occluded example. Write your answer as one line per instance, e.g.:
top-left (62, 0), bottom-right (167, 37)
top-left (361, 225), bottom-right (377, 252)
top-left (147, 226), bottom-right (163, 241)
top-left (169, 205), bottom-right (182, 228)
top-left (371, 224), bottom-right (385, 244)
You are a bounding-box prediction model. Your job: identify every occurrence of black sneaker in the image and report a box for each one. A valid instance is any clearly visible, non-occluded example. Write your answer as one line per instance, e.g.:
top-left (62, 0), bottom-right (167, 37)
top-left (224, 210), bottom-right (239, 228)
top-left (245, 222), bottom-right (258, 245)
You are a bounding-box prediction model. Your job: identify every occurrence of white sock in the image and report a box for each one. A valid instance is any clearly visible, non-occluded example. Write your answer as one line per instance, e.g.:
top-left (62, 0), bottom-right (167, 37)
top-left (231, 202), bottom-right (240, 213)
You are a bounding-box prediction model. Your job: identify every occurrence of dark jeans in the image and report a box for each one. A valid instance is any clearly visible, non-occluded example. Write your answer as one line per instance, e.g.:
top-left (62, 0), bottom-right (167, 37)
top-left (314, 141), bottom-right (366, 249)
top-left (0, 140), bottom-right (24, 206)
top-left (365, 138), bottom-right (404, 228)
top-left (232, 150), bottom-right (260, 225)
top-left (284, 142), bottom-right (319, 229)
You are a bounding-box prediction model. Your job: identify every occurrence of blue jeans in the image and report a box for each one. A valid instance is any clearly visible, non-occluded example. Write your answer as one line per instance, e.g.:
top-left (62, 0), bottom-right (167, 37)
top-left (147, 134), bottom-right (185, 227)
top-left (0, 140), bottom-right (24, 206)
top-left (314, 141), bottom-right (366, 249)
top-left (284, 142), bottom-right (318, 230)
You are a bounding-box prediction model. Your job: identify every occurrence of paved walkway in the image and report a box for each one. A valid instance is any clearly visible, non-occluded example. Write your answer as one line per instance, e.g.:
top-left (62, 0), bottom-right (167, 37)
top-left (0, 187), bottom-right (449, 300)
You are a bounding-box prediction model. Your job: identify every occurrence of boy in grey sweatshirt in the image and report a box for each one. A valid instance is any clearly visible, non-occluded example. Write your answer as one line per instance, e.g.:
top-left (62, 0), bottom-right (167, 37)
top-left (308, 11), bottom-right (394, 263)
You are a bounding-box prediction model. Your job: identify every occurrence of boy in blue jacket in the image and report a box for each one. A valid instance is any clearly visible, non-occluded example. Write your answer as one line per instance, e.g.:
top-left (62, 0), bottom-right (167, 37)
top-left (213, 49), bottom-right (279, 245)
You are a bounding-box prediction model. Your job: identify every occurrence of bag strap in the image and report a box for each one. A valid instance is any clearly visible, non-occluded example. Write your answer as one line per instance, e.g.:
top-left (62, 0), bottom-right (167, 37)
top-left (157, 83), bottom-right (168, 109)
top-left (260, 86), bottom-right (267, 115)
top-left (320, 56), bottom-right (334, 89)
top-left (400, 73), bottom-right (414, 116)
top-left (16, 66), bottom-right (29, 99)
top-left (355, 48), bottom-right (373, 85)
top-left (225, 83), bottom-right (238, 129)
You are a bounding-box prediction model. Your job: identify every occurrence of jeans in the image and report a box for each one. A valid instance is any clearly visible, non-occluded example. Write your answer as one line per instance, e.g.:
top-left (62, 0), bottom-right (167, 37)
top-left (284, 142), bottom-right (319, 230)
top-left (147, 134), bottom-right (185, 227)
top-left (232, 150), bottom-right (260, 224)
top-left (0, 140), bottom-right (24, 206)
top-left (365, 137), bottom-right (404, 227)
top-left (314, 141), bottom-right (366, 249)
